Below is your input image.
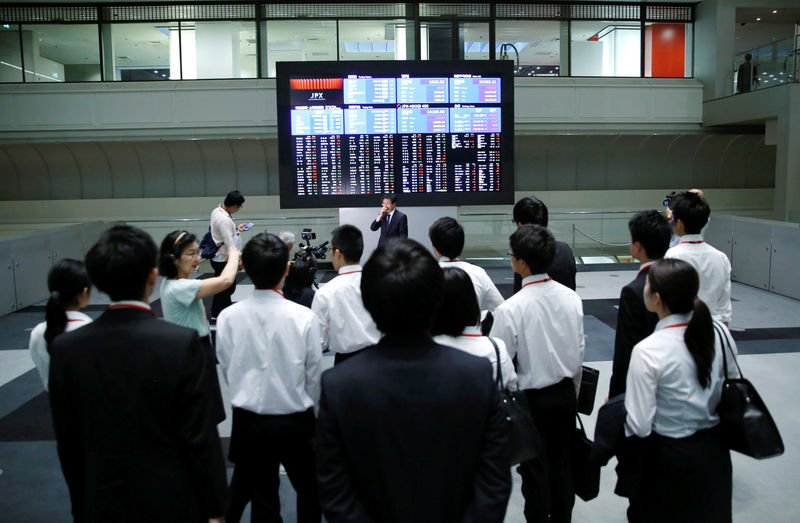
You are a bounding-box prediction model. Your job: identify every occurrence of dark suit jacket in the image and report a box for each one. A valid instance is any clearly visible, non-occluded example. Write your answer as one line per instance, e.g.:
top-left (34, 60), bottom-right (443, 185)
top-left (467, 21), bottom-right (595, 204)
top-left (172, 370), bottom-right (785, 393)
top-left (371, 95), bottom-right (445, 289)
top-left (608, 266), bottom-right (659, 398)
top-left (49, 308), bottom-right (228, 523)
top-left (369, 209), bottom-right (408, 247)
top-left (513, 240), bottom-right (576, 292)
top-left (316, 335), bottom-right (511, 523)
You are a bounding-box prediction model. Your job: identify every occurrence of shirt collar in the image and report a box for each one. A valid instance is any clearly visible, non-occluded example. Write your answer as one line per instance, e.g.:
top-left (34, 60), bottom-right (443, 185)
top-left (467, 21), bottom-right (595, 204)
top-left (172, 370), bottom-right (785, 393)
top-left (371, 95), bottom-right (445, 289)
top-left (251, 289), bottom-right (285, 299)
top-left (438, 256), bottom-right (458, 263)
top-left (521, 273), bottom-right (551, 286)
top-left (679, 234), bottom-right (703, 243)
top-left (462, 325), bottom-right (482, 336)
top-left (639, 261), bottom-right (655, 272)
top-left (66, 310), bottom-right (92, 321)
top-left (338, 264), bottom-right (362, 274)
top-left (655, 312), bottom-right (692, 331)
top-left (109, 300), bottom-right (152, 311)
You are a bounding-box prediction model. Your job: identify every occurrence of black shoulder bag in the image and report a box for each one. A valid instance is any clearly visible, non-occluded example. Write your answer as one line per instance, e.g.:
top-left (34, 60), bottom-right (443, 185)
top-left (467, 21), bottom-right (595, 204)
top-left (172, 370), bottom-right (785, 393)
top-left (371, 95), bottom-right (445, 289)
top-left (713, 322), bottom-right (784, 459)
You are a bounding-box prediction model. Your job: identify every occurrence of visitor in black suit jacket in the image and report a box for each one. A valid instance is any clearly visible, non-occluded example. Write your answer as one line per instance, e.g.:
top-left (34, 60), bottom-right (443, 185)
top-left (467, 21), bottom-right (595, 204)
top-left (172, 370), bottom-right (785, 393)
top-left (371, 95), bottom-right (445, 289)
top-left (608, 210), bottom-right (672, 398)
top-left (316, 239), bottom-right (511, 523)
top-left (49, 225), bottom-right (228, 523)
top-left (369, 193), bottom-right (408, 247)
top-left (511, 196), bottom-right (576, 292)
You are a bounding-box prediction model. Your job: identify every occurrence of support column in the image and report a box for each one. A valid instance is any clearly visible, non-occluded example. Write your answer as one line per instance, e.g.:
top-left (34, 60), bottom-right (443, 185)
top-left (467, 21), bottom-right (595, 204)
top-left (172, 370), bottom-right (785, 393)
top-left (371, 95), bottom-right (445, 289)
top-left (774, 85), bottom-right (800, 222)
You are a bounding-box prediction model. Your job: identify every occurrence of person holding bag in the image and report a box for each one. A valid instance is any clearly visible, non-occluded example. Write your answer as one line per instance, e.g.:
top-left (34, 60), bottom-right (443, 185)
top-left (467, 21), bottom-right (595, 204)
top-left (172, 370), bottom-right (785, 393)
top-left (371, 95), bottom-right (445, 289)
top-left (624, 258), bottom-right (733, 523)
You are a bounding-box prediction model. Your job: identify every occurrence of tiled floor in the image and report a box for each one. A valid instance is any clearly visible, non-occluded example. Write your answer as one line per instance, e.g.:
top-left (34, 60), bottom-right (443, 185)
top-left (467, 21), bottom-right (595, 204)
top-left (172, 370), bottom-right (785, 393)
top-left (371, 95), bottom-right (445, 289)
top-left (1, 266), bottom-right (799, 522)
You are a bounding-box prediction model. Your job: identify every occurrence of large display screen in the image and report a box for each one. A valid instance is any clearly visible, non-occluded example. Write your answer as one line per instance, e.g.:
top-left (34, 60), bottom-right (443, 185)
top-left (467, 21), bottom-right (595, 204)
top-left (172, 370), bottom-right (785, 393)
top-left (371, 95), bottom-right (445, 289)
top-left (276, 60), bottom-right (514, 208)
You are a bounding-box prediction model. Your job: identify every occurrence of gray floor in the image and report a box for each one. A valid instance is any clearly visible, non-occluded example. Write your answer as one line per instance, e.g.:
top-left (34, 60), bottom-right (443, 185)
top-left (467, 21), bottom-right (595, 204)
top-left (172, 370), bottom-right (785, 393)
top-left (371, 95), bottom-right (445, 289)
top-left (1, 267), bottom-right (799, 522)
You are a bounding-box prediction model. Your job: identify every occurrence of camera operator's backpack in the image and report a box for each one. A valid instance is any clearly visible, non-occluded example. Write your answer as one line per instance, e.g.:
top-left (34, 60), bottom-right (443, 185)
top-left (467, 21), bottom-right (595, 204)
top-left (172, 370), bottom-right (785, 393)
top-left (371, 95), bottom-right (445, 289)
top-left (199, 227), bottom-right (221, 259)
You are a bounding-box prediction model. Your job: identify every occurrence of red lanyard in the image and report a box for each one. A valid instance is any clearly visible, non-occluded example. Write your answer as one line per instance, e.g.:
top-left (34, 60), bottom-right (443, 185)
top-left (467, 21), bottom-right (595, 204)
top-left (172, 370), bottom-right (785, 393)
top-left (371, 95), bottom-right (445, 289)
top-left (637, 264), bottom-right (652, 277)
top-left (339, 270), bottom-right (362, 275)
top-left (442, 259), bottom-right (460, 263)
top-left (663, 322), bottom-right (689, 329)
top-left (681, 241), bottom-right (704, 244)
top-left (522, 277), bottom-right (552, 288)
top-left (271, 289), bottom-right (286, 299)
top-left (460, 333), bottom-right (482, 337)
top-left (107, 304), bottom-right (154, 315)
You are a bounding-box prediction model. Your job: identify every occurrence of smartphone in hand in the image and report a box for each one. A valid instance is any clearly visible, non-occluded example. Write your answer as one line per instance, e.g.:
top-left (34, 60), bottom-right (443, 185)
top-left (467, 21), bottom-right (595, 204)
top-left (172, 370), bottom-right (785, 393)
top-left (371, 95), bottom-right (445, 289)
top-left (241, 222), bottom-right (254, 231)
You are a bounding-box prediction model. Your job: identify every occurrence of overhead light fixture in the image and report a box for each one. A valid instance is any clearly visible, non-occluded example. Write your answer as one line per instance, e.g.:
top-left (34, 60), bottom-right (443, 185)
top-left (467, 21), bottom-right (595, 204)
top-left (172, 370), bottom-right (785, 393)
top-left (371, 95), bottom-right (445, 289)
top-left (772, 10), bottom-right (778, 14)
top-left (756, 17), bottom-right (761, 21)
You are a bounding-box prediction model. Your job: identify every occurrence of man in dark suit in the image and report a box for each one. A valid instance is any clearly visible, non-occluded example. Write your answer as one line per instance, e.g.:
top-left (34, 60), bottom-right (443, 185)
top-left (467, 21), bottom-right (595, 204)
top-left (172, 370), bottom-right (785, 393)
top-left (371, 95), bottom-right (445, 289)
top-left (369, 193), bottom-right (408, 247)
top-left (49, 225), bottom-right (228, 523)
top-left (512, 196), bottom-right (576, 292)
top-left (608, 209), bottom-right (672, 398)
top-left (316, 239), bottom-right (511, 523)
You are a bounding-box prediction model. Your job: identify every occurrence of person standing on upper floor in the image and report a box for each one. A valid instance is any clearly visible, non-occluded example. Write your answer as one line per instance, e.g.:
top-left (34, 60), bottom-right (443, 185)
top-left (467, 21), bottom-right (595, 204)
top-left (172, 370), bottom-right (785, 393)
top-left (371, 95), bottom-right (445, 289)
top-left (429, 217), bottom-right (504, 315)
top-left (624, 258), bottom-right (734, 523)
top-left (216, 233), bottom-right (323, 523)
top-left (316, 239), bottom-right (511, 523)
top-left (490, 224), bottom-right (584, 523)
top-left (209, 190), bottom-right (246, 318)
top-left (49, 225), bottom-right (228, 523)
top-left (608, 210), bottom-right (672, 399)
top-left (665, 191), bottom-right (732, 325)
top-left (311, 224), bottom-right (380, 365)
top-left (512, 196), bottom-right (576, 293)
top-left (369, 193), bottom-right (408, 247)
top-left (28, 259), bottom-right (92, 392)
top-left (736, 53), bottom-right (759, 94)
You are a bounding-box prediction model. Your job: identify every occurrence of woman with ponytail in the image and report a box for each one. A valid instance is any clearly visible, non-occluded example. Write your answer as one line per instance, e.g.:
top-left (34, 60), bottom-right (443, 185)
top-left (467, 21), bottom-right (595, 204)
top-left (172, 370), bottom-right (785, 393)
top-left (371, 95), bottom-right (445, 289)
top-left (28, 259), bottom-right (92, 391)
top-left (624, 258), bottom-right (734, 523)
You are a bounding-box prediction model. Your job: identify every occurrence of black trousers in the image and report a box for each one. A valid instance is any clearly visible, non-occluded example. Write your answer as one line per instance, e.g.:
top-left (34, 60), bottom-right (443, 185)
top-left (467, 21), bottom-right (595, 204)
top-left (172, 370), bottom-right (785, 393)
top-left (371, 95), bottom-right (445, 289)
top-left (210, 260), bottom-right (236, 318)
top-left (198, 335), bottom-right (226, 424)
top-left (227, 407), bottom-right (320, 523)
top-left (628, 426), bottom-right (732, 523)
top-left (519, 378), bottom-right (576, 523)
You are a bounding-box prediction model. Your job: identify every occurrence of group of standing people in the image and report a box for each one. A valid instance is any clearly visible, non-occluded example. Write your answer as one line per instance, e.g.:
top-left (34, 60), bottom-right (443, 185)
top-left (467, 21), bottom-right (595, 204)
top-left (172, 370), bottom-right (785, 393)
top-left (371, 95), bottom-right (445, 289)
top-left (28, 189), bottom-right (739, 523)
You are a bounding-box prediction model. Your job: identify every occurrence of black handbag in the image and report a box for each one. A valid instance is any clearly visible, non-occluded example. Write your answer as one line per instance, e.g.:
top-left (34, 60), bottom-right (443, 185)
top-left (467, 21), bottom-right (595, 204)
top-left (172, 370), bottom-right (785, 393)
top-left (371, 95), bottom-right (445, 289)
top-left (489, 337), bottom-right (542, 466)
top-left (577, 366), bottom-right (600, 415)
top-left (572, 413), bottom-right (600, 501)
top-left (713, 322), bottom-right (784, 459)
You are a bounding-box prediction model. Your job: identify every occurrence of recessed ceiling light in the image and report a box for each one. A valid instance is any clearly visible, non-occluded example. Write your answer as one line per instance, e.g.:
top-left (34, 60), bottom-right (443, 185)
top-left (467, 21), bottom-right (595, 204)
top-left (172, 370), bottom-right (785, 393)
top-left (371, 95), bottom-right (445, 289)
top-left (772, 10), bottom-right (778, 14)
top-left (756, 17), bottom-right (761, 21)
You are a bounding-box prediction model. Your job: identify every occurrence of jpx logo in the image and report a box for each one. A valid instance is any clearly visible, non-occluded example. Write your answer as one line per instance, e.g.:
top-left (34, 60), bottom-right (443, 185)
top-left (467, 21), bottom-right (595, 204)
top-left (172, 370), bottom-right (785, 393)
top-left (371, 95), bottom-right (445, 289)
top-left (310, 92), bottom-right (325, 100)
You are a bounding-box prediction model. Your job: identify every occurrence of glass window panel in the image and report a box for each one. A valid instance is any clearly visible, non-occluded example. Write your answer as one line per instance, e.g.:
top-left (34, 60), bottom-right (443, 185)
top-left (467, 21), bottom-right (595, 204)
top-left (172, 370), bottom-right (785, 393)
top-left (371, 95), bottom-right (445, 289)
top-left (571, 21), bottom-right (640, 77)
top-left (0, 24), bottom-right (23, 82)
top-left (496, 20), bottom-right (561, 76)
top-left (421, 21), bottom-right (452, 60)
top-left (263, 20), bottom-right (336, 77)
top-left (20, 24), bottom-right (100, 82)
top-left (645, 23), bottom-right (692, 78)
top-left (107, 23), bottom-right (172, 81)
top-left (338, 20), bottom-right (406, 61)
top-left (181, 21), bottom-right (257, 80)
top-left (463, 22), bottom-right (489, 60)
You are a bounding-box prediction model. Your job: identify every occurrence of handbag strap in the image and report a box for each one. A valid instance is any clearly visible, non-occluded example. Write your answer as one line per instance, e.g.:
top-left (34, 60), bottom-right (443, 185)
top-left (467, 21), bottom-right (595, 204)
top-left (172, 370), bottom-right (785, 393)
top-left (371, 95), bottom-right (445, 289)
top-left (487, 336), bottom-right (502, 389)
top-left (712, 321), bottom-right (742, 380)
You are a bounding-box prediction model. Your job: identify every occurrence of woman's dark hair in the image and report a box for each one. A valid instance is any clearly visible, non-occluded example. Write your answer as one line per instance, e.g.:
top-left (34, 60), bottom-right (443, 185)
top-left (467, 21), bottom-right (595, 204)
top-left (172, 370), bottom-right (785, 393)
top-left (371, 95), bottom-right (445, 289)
top-left (648, 258), bottom-right (715, 388)
top-left (158, 230), bottom-right (198, 278)
top-left (44, 259), bottom-right (91, 351)
top-left (284, 257), bottom-right (316, 296)
top-left (431, 267), bottom-right (480, 337)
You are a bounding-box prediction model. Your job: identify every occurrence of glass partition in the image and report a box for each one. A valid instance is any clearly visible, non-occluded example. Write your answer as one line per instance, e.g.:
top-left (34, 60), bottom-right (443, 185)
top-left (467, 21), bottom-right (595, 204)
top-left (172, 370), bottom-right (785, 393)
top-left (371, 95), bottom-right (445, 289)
top-left (571, 20), bottom-right (640, 77)
top-left (0, 24), bottom-right (23, 82)
top-left (107, 23), bottom-right (172, 81)
top-left (262, 19), bottom-right (336, 78)
top-left (644, 22), bottom-right (692, 78)
top-left (338, 20), bottom-right (406, 61)
top-left (495, 20), bottom-right (561, 76)
top-left (733, 36), bottom-right (799, 94)
top-left (20, 24), bottom-right (101, 82)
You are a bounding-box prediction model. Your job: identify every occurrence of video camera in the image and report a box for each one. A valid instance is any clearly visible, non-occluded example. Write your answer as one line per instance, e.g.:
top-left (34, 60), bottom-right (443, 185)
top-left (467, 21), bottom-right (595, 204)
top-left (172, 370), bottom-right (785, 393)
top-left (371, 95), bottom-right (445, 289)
top-left (663, 191), bottom-right (676, 208)
top-left (294, 228), bottom-right (328, 262)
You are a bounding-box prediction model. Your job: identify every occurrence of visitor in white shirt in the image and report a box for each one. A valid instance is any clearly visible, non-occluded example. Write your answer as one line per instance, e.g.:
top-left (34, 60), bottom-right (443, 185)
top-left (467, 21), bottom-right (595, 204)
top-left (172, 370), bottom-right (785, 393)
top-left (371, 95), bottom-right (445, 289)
top-left (429, 217), bottom-right (504, 314)
top-left (664, 191), bottom-right (732, 324)
top-left (490, 224), bottom-right (584, 523)
top-left (311, 224), bottom-right (380, 365)
top-left (432, 267), bottom-right (517, 390)
top-left (216, 232), bottom-right (323, 523)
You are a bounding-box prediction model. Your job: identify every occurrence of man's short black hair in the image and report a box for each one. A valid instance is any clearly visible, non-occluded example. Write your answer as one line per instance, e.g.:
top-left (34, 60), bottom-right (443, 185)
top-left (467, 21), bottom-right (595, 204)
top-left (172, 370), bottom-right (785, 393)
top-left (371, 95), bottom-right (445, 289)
top-left (628, 210), bottom-right (672, 260)
top-left (512, 196), bottom-right (548, 227)
top-left (224, 190), bottom-right (245, 207)
top-left (382, 193), bottom-right (398, 204)
top-left (362, 239), bottom-right (443, 336)
top-left (431, 267), bottom-right (480, 337)
top-left (671, 191), bottom-right (710, 234)
top-left (509, 224), bottom-right (555, 275)
top-left (86, 225), bottom-right (158, 302)
top-left (158, 230), bottom-right (198, 278)
top-left (428, 217), bottom-right (465, 259)
top-left (331, 224), bottom-right (364, 264)
top-left (242, 233), bottom-right (288, 289)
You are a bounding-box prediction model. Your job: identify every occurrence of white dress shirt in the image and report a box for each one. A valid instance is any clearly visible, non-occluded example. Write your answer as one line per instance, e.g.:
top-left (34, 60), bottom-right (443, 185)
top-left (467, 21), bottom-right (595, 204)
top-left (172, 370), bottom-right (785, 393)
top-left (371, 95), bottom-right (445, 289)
top-left (490, 273), bottom-right (585, 392)
top-left (624, 313), bottom-right (736, 439)
top-left (210, 204), bottom-right (241, 263)
top-left (311, 265), bottom-right (381, 354)
top-left (29, 310), bottom-right (92, 391)
top-left (665, 234), bottom-right (732, 323)
top-left (216, 289), bottom-right (322, 415)
top-left (439, 257), bottom-right (504, 312)
top-left (434, 326), bottom-right (518, 390)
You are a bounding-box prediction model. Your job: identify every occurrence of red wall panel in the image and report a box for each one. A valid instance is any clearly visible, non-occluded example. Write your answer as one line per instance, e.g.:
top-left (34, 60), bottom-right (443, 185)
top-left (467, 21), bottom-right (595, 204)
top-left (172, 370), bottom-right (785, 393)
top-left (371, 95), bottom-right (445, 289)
top-left (649, 24), bottom-right (685, 77)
